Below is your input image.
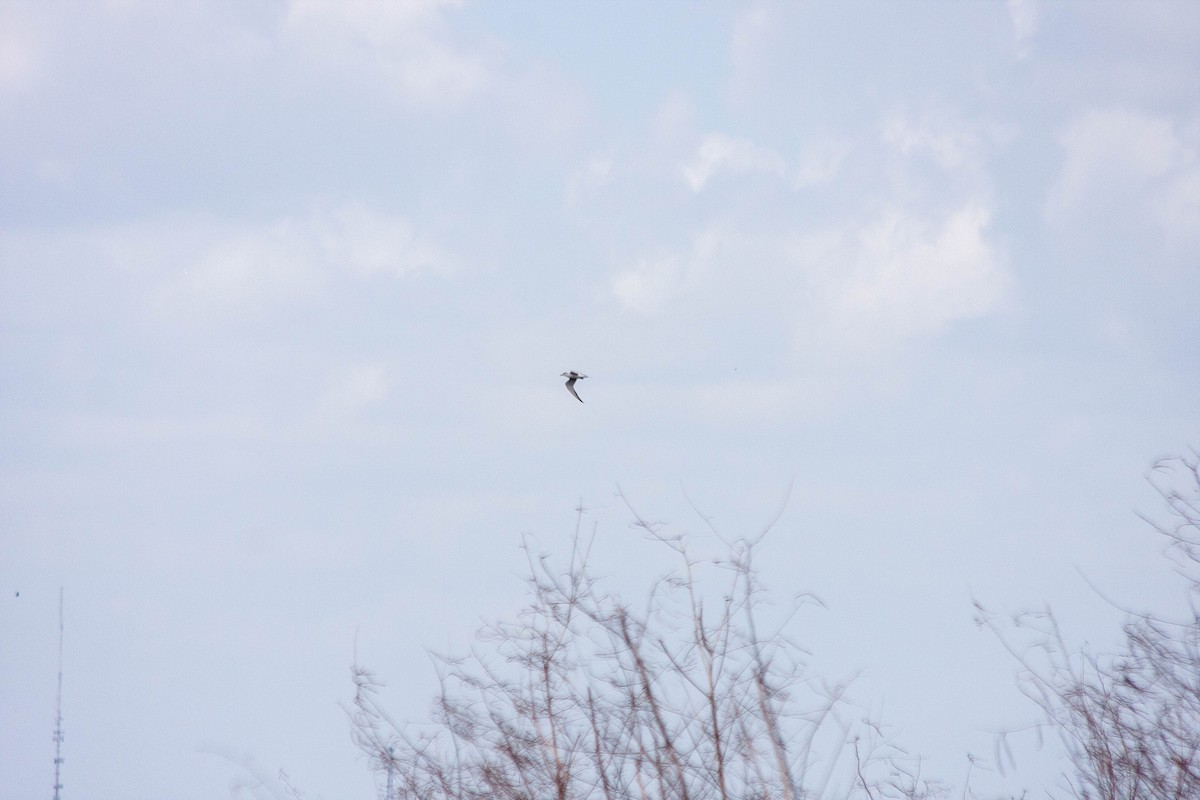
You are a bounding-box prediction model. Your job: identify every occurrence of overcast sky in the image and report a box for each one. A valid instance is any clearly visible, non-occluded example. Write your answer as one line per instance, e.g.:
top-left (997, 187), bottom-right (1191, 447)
top-left (2, 1), bottom-right (1198, 798)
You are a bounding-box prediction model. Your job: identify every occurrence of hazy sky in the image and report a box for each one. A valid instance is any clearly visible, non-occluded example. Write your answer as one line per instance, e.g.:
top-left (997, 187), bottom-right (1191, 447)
top-left (2, 1), bottom-right (1198, 798)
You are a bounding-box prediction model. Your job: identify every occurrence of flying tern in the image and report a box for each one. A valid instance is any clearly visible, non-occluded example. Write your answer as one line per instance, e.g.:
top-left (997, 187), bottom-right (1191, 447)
top-left (561, 371), bottom-right (587, 403)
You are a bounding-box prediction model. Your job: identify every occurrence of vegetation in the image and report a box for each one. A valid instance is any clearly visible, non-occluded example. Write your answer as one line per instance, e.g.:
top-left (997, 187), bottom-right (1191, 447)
top-left (977, 454), bottom-right (1200, 800)
top-left (350, 501), bottom-right (943, 800)
top-left (351, 454), bottom-right (1200, 800)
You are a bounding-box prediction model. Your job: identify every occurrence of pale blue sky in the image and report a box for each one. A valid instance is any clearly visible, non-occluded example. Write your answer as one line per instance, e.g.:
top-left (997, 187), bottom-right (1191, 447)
top-left (2, 2), bottom-right (1198, 799)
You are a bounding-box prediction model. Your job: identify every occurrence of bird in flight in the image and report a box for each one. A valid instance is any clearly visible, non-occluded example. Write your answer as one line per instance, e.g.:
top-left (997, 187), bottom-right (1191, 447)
top-left (561, 371), bottom-right (587, 403)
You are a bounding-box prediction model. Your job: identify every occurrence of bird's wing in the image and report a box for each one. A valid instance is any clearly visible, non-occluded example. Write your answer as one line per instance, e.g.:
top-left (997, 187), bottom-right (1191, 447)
top-left (565, 378), bottom-right (584, 403)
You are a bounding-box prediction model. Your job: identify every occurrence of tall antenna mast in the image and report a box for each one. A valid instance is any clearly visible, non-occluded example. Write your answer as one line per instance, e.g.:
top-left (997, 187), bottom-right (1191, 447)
top-left (52, 587), bottom-right (65, 800)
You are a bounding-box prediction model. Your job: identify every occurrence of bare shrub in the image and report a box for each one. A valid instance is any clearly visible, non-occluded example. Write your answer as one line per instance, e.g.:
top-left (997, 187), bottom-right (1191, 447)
top-left (350, 502), bottom-right (945, 800)
top-left (977, 454), bottom-right (1200, 800)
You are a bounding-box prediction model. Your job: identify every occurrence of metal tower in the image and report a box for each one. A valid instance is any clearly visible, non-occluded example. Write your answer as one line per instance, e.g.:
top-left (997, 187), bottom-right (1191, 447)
top-left (52, 587), bottom-right (64, 800)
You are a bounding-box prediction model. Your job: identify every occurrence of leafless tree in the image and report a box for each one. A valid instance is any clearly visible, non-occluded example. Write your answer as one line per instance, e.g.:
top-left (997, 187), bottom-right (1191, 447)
top-left (977, 453), bottom-right (1200, 800)
top-left (350, 500), bottom-right (946, 800)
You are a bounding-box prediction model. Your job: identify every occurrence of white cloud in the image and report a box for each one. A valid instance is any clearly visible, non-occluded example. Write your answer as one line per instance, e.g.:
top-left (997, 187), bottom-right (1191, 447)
top-left (284, 0), bottom-right (488, 106)
top-left (726, 3), bottom-right (785, 109)
top-left (609, 226), bottom-right (733, 315)
top-left (1007, 0), bottom-right (1038, 60)
top-left (611, 254), bottom-right (680, 314)
top-left (1045, 108), bottom-right (1200, 246)
top-left (318, 361), bottom-right (390, 417)
top-left (0, 5), bottom-right (40, 94)
top-left (652, 90), bottom-right (696, 145)
top-left (690, 379), bottom-right (810, 424)
top-left (1158, 157), bottom-right (1200, 239)
top-left (287, 0), bottom-right (453, 43)
top-left (794, 138), bottom-right (849, 188)
top-left (566, 153), bottom-right (613, 207)
top-left (315, 205), bottom-right (453, 278)
top-left (683, 133), bottom-right (787, 191)
top-left (182, 217), bottom-right (322, 306)
top-left (882, 114), bottom-right (973, 170)
top-left (1051, 110), bottom-right (1179, 196)
top-left (146, 205), bottom-right (455, 315)
top-left (827, 205), bottom-right (1008, 346)
top-left (608, 201), bottom-right (1008, 356)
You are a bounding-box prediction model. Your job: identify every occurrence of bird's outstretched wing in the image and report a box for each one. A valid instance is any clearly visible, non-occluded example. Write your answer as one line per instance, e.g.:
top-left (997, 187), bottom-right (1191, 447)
top-left (565, 377), bottom-right (584, 403)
